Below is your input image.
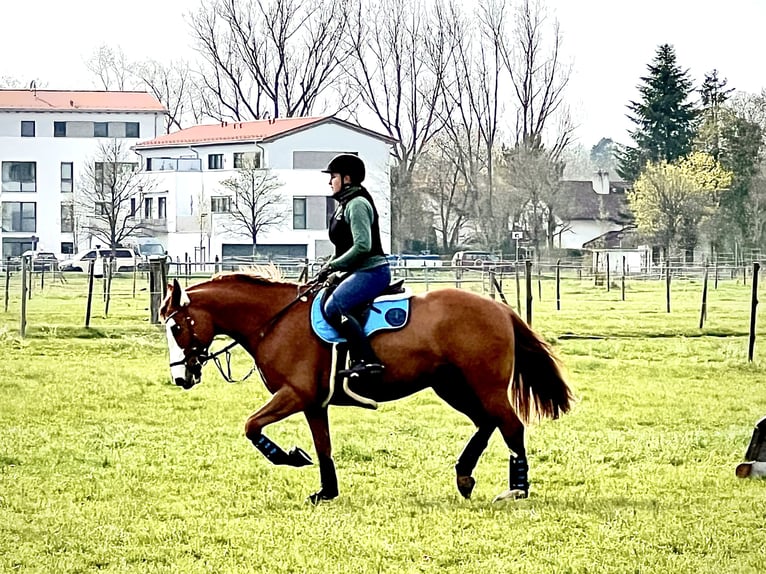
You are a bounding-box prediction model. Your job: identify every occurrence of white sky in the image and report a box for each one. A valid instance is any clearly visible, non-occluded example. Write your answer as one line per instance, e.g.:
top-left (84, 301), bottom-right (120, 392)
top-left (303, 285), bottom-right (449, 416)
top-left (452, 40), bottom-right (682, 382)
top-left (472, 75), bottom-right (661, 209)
top-left (3, 0), bottom-right (765, 148)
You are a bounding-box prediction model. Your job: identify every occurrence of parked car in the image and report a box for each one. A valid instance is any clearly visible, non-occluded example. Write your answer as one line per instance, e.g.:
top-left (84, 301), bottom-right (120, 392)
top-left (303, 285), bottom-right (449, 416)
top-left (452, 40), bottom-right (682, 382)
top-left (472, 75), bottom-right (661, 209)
top-left (60, 248), bottom-right (137, 273)
top-left (451, 250), bottom-right (499, 267)
top-left (21, 250), bottom-right (60, 271)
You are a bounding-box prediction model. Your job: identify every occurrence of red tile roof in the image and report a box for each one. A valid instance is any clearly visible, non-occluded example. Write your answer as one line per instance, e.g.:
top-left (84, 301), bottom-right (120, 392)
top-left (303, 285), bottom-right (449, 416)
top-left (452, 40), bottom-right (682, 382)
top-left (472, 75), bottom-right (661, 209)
top-left (0, 90), bottom-right (166, 113)
top-left (135, 116), bottom-right (398, 148)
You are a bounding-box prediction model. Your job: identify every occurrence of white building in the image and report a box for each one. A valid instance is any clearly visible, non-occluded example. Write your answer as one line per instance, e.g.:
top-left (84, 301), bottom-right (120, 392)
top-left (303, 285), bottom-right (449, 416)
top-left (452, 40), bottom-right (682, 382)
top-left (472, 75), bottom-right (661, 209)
top-left (0, 89), bottom-right (165, 259)
top-left (133, 117), bottom-right (396, 262)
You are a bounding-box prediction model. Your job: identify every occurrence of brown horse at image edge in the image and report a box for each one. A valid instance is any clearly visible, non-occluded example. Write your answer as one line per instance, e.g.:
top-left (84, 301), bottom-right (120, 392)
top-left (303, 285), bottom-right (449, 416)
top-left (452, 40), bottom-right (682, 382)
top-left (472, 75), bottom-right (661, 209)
top-left (160, 272), bottom-right (573, 503)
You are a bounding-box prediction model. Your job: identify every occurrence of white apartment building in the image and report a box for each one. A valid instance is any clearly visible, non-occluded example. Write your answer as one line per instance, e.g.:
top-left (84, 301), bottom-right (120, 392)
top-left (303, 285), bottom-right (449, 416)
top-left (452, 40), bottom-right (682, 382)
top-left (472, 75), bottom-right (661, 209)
top-left (0, 89), bottom-right (165, 259)
top-left (133, 117), bottom-right (396, 262)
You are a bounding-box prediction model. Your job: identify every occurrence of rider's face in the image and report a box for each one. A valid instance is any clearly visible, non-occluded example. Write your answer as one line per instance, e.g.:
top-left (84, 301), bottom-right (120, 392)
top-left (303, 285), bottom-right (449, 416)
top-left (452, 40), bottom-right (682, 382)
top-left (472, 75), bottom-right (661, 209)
top-left (329, 172), bottom-right (342, 194)
top-left (329, 173), bottom-right (351, 194)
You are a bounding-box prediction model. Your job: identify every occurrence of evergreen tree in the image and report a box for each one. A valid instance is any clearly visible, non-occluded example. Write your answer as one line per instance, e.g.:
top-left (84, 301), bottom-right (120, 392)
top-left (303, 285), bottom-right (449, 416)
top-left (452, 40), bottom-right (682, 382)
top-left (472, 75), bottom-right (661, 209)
top-left (617, 44), bottom-right (699, 182)
top-left (696, 69), bottom-right (735, 160)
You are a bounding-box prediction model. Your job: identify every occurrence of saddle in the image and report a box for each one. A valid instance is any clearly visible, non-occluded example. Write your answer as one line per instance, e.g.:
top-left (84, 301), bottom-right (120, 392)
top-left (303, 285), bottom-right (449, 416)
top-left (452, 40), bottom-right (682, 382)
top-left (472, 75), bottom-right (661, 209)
top-left (310, 279), bottom-right (411, 344)
top-left (310, 279), bottom-right (412, 410)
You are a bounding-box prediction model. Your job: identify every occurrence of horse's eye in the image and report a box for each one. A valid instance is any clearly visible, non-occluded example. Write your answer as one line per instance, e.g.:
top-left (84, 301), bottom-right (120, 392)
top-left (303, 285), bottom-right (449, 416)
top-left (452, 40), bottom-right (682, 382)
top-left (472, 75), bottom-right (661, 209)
top-left (171, 324), bottom-right (181, 337)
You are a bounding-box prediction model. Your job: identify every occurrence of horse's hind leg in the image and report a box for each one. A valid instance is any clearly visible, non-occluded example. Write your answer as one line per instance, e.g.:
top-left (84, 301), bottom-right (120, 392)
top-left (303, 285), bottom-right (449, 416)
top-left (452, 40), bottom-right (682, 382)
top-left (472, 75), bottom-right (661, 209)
top-left (432, 372), bottom-right (496, 499)
top-left (486, 397), bottom-right (529, 501)
top-left (455, 424), bottom-right (495, 498)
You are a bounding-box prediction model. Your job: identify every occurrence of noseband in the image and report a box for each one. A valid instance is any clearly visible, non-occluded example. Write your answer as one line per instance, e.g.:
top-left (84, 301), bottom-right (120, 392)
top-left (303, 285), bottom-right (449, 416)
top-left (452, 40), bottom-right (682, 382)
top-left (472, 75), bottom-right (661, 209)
top-left (165, 281), bottom-right (323, 383)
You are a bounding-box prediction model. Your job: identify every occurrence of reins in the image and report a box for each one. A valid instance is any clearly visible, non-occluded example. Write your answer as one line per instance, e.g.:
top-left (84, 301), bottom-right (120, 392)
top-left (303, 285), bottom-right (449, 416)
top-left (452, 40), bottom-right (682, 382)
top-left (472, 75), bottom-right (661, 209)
top-left (196, 279), bottom-right (323, 383)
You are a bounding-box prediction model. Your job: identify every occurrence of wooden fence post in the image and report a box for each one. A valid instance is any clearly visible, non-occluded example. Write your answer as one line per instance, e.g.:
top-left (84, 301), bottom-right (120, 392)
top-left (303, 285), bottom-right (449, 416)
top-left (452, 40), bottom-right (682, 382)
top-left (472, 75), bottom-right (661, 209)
top-left (665, 260), bottom-right (672, 313)
top-left (556, 259), bottom-right (561, 311)
top-left (699, 264), bottom-right (709, 329)
top-left (85, 259), bottom-right (95, 328)
top-left (4, 257), bottom-right (10, 313)
top-left (149, 257), bottom-right (166, 324)
top-left (20, 256), bottom-right (28, 337)
top-left (749, 262), bottom-right (760, 362)
top-left (621, 255), bottom-right (626, 301)
top-left (525, 260), bottom-right (533, 326)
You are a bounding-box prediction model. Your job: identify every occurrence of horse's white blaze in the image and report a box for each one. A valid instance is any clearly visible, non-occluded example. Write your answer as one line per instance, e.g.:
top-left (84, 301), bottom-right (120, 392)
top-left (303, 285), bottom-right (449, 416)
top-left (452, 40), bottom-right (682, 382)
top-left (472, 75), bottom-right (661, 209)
top-left (165, 317), bottom-right (186, 380)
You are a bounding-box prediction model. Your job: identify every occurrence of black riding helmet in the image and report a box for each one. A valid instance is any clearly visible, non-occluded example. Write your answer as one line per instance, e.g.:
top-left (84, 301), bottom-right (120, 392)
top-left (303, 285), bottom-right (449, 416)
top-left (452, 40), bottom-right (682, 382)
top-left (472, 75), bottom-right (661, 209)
top-left (321, 153), bottom-right (365, 184)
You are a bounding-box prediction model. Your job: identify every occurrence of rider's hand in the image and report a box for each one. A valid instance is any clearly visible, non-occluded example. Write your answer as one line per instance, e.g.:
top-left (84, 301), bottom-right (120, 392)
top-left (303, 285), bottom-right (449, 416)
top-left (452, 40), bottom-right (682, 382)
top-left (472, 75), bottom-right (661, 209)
top-left (315, 263), bottom-right (333, 283)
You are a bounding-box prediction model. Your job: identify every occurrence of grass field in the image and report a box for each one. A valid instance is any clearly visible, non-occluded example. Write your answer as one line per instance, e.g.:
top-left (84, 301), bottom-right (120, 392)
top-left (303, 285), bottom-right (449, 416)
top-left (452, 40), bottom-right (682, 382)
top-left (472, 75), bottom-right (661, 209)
top-left (2, 270), bottom-right (766, 573)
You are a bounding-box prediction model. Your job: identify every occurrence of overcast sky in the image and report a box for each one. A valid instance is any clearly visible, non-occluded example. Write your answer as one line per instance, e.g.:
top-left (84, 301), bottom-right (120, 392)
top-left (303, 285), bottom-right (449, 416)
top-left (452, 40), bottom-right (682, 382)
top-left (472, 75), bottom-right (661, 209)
top-left (3, 0), bottom-right (765, 148)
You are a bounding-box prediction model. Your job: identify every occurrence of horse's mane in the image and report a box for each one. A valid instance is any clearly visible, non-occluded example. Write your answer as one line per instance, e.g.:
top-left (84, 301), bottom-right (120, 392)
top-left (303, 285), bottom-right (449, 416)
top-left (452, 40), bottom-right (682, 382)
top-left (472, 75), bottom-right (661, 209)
top-left (209, 264), bottom-right (300, 288)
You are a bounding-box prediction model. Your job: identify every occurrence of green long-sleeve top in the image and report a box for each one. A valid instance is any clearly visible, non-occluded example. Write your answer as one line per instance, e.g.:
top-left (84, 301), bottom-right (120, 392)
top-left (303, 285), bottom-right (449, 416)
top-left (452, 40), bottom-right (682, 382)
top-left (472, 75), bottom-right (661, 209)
top-left (329, 196), bottom-right (388, 271)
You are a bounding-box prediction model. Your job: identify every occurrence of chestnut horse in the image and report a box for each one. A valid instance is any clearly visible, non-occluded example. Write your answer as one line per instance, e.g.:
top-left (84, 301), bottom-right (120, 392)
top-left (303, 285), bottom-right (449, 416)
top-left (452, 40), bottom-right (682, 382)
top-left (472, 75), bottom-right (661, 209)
top-left (160, 271), bottom-right (573, 503)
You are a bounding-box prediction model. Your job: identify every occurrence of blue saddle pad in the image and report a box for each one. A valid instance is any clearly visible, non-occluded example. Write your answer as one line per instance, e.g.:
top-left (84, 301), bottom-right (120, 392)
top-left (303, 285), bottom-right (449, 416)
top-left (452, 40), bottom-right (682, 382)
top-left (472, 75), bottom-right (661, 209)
top-left (310, 288), bottom-right (412, 343)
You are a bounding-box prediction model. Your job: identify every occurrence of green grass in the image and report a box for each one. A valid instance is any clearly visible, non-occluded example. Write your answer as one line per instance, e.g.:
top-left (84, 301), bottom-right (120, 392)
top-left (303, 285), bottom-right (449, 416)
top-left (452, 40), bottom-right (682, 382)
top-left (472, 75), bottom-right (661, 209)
top-left (2, 272), bottom-right (766, 572)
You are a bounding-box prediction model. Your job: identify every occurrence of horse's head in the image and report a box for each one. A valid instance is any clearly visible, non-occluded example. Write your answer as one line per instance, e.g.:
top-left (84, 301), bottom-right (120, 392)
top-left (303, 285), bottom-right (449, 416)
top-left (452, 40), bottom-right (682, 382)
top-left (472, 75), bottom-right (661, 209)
top-left (160, 278), bottom-right (215, 390)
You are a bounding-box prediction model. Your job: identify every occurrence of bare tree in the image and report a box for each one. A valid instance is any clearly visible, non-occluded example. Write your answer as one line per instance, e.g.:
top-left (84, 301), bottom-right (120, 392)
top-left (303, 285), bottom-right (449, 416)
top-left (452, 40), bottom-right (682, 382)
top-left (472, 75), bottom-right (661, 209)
top-left (500, 0), bottom-right (572, 154)
top-left (345, 0), bottom-right (453, 252)
top-left (499, 143), bottom-right (563, 251)
top-left (133, 59), bottom-right (196, 133)
top-left (76, 140), bottom-right (154, 250)
top-left (0, 76), bottom-right (47, 89)
top-left (217, 161), bottom-right (287, 255)
top-left (413, 136), bottom-right (476, 251)
top-left (86, 45), bottom-right (137, 91)
top-left (189, 0), bottom-right (351, 121)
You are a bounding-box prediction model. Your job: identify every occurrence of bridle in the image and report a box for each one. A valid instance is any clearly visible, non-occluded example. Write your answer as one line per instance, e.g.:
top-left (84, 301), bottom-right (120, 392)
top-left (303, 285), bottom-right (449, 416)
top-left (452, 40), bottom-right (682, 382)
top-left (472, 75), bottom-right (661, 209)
top-left (166, 280), bottom-right (323, 383)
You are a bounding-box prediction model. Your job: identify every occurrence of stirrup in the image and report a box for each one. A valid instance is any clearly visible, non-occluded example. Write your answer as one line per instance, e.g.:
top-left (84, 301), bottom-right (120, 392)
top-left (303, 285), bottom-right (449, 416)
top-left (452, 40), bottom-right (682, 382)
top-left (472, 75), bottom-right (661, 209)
top-left (337, 361), bottom-right (385, 379)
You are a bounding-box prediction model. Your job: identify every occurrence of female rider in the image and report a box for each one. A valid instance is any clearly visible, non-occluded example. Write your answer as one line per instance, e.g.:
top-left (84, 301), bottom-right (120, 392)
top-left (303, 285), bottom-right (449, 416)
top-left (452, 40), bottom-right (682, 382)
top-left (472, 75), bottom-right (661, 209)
top-left (316, 154), bottom-right (391, 380)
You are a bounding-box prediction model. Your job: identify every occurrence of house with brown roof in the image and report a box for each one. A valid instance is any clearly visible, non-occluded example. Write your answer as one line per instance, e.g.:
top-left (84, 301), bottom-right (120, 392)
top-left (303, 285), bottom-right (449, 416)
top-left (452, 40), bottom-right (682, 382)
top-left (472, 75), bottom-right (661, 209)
top-left (133, 116), bottom-right (397, 261)
top-left (555, 171), bottom-right (635, 250)
top-left (0, 89), bottom-right (165, 259)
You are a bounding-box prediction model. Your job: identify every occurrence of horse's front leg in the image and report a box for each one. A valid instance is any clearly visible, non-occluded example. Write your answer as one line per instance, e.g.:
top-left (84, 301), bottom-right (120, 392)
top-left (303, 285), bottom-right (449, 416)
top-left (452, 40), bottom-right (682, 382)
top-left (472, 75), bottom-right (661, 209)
top-left (244, 388), bottom-right (312, 467)
top-left (304, 407), bottom-right (338, 504)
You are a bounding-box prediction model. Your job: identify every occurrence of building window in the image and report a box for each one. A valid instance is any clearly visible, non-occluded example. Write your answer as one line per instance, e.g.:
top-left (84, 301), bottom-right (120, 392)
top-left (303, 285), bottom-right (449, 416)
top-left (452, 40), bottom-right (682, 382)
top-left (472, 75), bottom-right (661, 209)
top-left (126, 122), bottom-right (140, 138)
top-left (1, 162), bottom-right (36, 192)
top-left (95, 202), bottom-right (110, 216)
top-left (293, 197), bottom-right (306, 229)
top-left (54, 122), bottom-right (67, 137)
top-left (95, 162), bottom-right (137, 189)
top-left (94, 122), bottom-right (108, 137)
top-left (60, 162), bottom-right (73, 193)
top-left (158, 197), bottom-right (167, 219)
top-left (61, 203), bottom-right (74, 233)
top-left (61, 242), bottom-right (74, 255)
top-left (144, 197), bottom-right (154, 219)
top-left (2, 238), bottom-right (35, 260)
top-left (2, 202), bottom-right (36, 232)
top-left (211, 196), bottom-right (232, 213)
top-left (130, 197), bottom-right (137, 217)
top-left (21, 121), bottom-right (35, 137)
top-left (293, 151), bottom-right (356, 170)
top-left (208, 154), bottom-right (224, 170)
top-left (234, 152), bottom-right (261, 169)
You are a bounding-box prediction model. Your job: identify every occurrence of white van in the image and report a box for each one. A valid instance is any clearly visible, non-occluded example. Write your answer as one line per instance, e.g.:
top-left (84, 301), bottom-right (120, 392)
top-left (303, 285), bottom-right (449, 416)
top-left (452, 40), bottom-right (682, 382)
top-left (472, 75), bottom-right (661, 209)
top-left (60, 248), bottom-right (137, 274)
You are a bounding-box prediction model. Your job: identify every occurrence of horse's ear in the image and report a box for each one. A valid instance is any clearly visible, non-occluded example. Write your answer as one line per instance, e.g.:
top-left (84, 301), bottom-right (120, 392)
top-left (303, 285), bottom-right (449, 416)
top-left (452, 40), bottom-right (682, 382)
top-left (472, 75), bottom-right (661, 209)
top-left (170, 278), bottom-right (191, 307)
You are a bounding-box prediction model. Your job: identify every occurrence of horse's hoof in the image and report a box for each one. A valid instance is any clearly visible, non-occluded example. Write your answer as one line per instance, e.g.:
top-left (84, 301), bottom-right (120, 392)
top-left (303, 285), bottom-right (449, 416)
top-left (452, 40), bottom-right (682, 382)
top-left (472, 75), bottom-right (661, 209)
top-left (492, 488), bottom-right (528, 502)
top-left (308, 489), bottom-right (338, 505)
top-left (736, 461), bottom-right (766, 478)
top-left (456, 475), bottom-right (476, 499)
top-left (287, 447), bottom-right (313, 467)
top-left (736, 462), bottom-right (753, 478)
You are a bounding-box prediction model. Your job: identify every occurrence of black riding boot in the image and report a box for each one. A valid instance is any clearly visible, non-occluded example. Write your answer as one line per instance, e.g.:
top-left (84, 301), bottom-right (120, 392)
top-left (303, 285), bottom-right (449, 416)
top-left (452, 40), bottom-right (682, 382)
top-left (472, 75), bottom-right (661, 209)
top-left (334, 314), bottom-right (384, 379)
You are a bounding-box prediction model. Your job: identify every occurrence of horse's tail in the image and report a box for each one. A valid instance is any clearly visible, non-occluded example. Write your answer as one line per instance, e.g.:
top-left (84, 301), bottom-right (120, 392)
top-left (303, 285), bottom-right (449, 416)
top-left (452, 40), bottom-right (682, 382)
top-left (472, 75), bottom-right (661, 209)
top-left (509, 310), bottom-right (574, 423)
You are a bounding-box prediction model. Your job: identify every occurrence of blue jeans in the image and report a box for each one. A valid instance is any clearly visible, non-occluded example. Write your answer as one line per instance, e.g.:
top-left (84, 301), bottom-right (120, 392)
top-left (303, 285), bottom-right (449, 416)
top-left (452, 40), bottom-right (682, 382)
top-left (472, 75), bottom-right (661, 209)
top-left (323, 265), bottom-right (392, 324)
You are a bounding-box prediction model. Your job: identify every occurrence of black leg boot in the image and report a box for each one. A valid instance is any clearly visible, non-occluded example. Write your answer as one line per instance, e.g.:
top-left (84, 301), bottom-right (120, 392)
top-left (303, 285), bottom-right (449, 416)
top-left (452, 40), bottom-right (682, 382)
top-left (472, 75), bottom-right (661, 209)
top-left (334, 314), bottom-right (384, 379)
